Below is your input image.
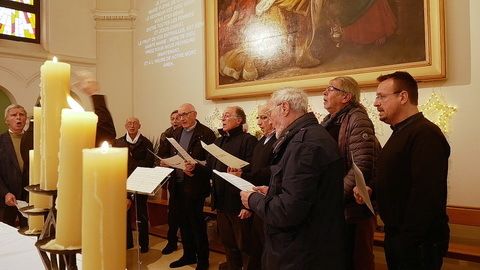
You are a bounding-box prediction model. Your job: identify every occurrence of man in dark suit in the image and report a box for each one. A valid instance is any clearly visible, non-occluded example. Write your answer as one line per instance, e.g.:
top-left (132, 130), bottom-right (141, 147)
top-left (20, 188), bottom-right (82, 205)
top-left (163, 103), bottom-right (216, 270)
top-left (228, 104), bottom-right (276, 269)
top-left (157, 110), bottom-right (181, 254)
top-left (186, 106), bottom-right (258, 270)
top-left (113, 117), bottom-right (155, 253)
top-left (0, 104), bottom-right (30, 227)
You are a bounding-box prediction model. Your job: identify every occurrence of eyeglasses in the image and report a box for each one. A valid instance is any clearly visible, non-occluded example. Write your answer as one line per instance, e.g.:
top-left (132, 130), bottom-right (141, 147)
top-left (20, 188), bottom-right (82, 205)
top-left (221, 114), bottom-right (240, 120)
top-left (375, 91), bottom-right (402, 101)
top-left (324, 85), bottom-right (347, 94)
top-left (178, 111), bottom-right (194, 118)
top-left (256, 115), bottom-right (269, 120)
top-left (265, 103), bottom-right (283, 115)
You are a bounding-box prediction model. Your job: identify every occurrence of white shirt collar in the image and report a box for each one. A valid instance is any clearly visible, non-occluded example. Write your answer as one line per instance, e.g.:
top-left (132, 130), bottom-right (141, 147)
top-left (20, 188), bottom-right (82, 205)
top-left (126, 132), bottom-right (141, 144)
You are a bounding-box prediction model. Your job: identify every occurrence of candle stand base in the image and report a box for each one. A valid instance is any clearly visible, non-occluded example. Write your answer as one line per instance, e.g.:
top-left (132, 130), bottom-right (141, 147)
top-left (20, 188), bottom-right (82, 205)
top-left (36, 238), bottom-right (80, 270)
top-left (21, 184), bottom-right (81, 269)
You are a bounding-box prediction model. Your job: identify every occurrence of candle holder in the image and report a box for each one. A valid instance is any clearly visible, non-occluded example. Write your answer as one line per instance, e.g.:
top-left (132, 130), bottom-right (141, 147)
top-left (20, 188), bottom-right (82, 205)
top-left (18, 205), bottom-right (50, 237)
top-left (22, 184), bottom-right (81, 270)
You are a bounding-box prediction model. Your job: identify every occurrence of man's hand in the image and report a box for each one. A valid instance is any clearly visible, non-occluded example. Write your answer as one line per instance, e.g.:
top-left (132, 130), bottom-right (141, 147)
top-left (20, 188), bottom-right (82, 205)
top-left (253, 185), bottom-right (269, 195)
top-left (184, 161), bottom-right (196, 176)
top-left (5, 193), bottom-right (16, 206)
top-left (127, 198), bottom-right (132, 210)
top-left (238, 208), bottom-right (252, 219)
top-left (74, 80), bottom-right (100, 96)
top-left (159, 160), bottom-right (169, 167)
top-left (227, 167), bottom-right (242, 177)
top-left (240, 191), bottom-right (253, 209)
top-left (353, 186), bottom-right (372, 205)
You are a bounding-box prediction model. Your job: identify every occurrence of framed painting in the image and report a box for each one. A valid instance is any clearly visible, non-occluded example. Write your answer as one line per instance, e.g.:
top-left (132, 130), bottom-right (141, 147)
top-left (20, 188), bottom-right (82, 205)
top-left (205, 0), bottom-right (445, 100)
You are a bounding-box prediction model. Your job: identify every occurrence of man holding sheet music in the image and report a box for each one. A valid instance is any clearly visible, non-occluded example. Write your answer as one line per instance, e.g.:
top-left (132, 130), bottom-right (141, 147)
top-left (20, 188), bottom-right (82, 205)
top-left (321, 76), bottom-right (381, 270)
top-left (157, 110), bottom-right (181, 254)
top-left (361, 72), bottom-right (450, 270)
top-left (186, 106), bottom-right (257, 270)
top-left (162, 103), bottom-right (216, 270)
top-left (228, 104), bottom-right (276, 270)
top-left (113, 117), bottom-right (154, 253)
top-left (240, 88), bottom-right (346, 270)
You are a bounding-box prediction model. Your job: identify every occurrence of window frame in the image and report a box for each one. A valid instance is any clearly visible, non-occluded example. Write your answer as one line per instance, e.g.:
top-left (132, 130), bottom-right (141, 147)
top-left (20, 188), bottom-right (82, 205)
top-left (0, 0), bottom-right (40, 44)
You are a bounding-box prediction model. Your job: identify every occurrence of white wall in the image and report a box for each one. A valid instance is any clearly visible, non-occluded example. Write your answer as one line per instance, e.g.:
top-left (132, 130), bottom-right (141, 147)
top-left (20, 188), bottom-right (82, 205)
top-left (132, 0), bottom-right (480, 207)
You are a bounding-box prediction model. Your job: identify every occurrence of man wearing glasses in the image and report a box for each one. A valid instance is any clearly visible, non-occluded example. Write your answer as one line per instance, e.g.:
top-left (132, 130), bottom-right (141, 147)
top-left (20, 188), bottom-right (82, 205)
top-left (321, 76), bottom-right (380, 270)
top-left (356, 71), bottom-right (450, 270)
top-left (240, 88), bottom-right (346, 270)
top-left (186, 106), bottom-right (257, 270)
top-left (163, 103), bottom-right (216, 270)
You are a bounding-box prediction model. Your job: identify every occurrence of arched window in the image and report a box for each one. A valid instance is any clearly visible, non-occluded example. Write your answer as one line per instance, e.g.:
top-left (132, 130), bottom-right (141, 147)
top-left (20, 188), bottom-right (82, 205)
top-left (0, 0), bottom-right (40, 43)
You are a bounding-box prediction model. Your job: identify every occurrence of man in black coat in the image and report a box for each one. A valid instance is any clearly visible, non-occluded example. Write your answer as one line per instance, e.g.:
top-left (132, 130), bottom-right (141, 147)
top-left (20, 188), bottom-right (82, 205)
top-left (241, 88), bottom-right (346, 270)
top-left (113, 117), bottom-right (154, 253)
top-left (157, 109), bottom-right (181, 254)
top-left (0, 104), bottom-right (30, 227)
top-left (186, 106), bottom-right (257, 270)
top-left (228, 104), bottom-right (276, 270)
top-left (164, 103), bottom-right (216, 270)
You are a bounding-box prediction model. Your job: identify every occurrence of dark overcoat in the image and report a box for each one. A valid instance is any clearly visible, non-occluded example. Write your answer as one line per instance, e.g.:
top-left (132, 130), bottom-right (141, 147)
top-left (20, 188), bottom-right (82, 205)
top-left (249, 113), bottom-right (347, 270)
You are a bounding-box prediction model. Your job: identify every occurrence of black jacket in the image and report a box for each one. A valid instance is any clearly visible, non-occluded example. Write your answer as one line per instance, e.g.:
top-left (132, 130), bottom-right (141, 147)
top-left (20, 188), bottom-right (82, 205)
top-left (92, 95), bottom-right (116, 147)
top-left (248, 113), bottom-right (346, 270)
top-left (201, 125), bottom-right (257, 213)
top-left (169, 121), bottom-right (216, 199)
top-left (0, 129), bottom-right (32, 204)
top-left (241, 134), bottom-right (276, 186)
top-left (113, 134), bottom-right (154, 176)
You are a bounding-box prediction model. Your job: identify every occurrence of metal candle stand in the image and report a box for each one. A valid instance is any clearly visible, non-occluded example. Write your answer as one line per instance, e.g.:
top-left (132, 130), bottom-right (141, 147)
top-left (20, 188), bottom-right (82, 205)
top-left (20, 184), bottom-right (81, 270)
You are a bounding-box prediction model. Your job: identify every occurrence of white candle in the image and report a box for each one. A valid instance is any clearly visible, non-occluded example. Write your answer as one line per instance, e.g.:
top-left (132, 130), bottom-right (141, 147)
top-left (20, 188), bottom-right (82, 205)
top-left (55, 97), bottom-right (98, 248)
top-left (40, 56), bottom-right (69, 190)
top-left (27, 150), bottom-right (51, 233)
top-left (33, 107), bottom-right (42, 186)
top-left (82, 143), bottom-right (127, 270)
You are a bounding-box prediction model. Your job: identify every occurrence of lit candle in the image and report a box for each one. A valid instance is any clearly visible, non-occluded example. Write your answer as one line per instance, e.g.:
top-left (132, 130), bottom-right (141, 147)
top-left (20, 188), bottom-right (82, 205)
top-left (27, 150), bottom-right (51, 234)
top-left (40, 56), bottom-right (69, 190)
top-left (82, 142), bottom-right (127, 270)
top-left (55, 97), bottom-right (98, 248)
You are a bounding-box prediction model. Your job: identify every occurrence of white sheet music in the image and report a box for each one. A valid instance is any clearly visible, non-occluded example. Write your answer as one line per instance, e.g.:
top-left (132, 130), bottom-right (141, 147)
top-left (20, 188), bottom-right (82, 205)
top-left (147, 149), bottom-right (186, 170)
top-left (201, 141), bottom-right (249, 168)
top-left (213, 170), bottom-right (255, 192)
top-left (167, 137), bottom-right (197, 164)
top-left (351, 153), bottom-right (375, 215)
top-left (127, 167), bottom-right (174, 195)
top-left (162, 155), bottom-right (187, 170)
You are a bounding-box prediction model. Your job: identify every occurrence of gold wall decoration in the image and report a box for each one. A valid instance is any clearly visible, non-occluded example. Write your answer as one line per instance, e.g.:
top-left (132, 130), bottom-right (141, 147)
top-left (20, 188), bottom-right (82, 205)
top-left (420, 92), bottom-right (457, 134)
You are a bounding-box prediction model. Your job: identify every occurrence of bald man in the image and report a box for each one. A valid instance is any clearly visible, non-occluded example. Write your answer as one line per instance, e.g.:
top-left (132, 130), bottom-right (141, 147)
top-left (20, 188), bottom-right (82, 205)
top-left (162, 103), bottom-right (216, 270)
top-left (113, 117), bottom-right (154, 253)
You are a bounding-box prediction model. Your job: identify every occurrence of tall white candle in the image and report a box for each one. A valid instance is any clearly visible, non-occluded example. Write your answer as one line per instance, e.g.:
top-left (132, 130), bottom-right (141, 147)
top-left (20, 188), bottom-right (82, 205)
top-left (40, 56), bottom-right (69, 190)
top-left (82, 143), bottom-right (127, 270)
top-left (33, 107), bottom-right (42, 186)
top-left (55, 97), bottom-right (98, 248)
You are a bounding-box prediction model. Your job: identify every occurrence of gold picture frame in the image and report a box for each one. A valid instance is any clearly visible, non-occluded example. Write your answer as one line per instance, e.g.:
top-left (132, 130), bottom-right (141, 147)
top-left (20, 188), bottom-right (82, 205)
top-left (205, 0), bottom-right (445, 100)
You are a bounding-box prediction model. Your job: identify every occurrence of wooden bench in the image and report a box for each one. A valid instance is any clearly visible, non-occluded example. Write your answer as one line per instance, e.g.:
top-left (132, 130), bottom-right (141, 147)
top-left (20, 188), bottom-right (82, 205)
top-left (373, 206), bottom-right (480, 263)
